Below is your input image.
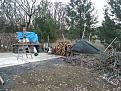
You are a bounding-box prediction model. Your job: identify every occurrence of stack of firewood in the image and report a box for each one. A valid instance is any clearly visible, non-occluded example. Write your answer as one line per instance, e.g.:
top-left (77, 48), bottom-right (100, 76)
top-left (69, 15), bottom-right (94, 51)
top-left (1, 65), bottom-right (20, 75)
top-left (54, 41), bottom-right (72, 56)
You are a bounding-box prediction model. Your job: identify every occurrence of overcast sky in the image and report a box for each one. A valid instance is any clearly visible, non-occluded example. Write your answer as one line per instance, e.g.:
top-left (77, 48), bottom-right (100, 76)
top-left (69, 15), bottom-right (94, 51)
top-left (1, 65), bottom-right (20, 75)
top-left (49, 0), bottom-right (107, 26)
top-left (91, 0), bottom-right (106, 25)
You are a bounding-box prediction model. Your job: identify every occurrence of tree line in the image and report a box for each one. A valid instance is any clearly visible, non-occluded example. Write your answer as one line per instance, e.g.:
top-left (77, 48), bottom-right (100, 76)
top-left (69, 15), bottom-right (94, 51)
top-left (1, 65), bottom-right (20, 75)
top-left (98, 0), bottom-right (121, 50)
top-left (0, 0), bottom-right (121, 49)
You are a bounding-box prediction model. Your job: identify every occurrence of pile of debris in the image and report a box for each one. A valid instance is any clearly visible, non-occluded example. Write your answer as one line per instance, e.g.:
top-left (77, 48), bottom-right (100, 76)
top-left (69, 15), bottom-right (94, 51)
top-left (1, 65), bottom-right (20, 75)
top-left (95, 51), bottom-right (121, 86)
top-left (63, 54), bottom-right (99, 69)
top-left (63, 51), bottom-right (121, 86)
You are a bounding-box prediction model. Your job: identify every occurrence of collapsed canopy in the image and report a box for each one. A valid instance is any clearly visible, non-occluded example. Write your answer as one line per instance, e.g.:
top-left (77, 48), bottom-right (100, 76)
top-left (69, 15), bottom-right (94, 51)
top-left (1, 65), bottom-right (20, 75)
top-left (71, 39), bottom-right (100, 54)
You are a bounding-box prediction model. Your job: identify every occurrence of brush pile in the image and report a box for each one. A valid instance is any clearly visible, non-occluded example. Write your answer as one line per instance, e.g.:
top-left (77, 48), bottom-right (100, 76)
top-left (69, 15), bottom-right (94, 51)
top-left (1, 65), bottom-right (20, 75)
top-left (63, 51), bottom-right (121, 86)
top-left (96, 51), bottom-right (121, 86)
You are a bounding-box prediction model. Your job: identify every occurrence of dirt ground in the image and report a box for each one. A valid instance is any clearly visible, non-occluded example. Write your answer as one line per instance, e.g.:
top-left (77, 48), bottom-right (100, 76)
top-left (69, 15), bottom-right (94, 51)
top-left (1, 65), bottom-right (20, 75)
top-left (0, 54), bottom-right (121, 91)
top-left (12, 66), bottom-right (101, 91)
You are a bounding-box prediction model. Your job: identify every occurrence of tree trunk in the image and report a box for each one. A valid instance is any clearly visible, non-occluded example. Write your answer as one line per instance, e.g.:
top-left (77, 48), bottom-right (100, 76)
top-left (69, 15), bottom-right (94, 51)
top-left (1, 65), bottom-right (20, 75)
top-left (26, 15), bottom-right (32, 31)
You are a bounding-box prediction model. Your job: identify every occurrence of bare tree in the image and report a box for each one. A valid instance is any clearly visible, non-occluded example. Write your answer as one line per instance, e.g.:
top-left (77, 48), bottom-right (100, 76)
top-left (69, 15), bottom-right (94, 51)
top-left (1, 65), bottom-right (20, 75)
top-left (0, 0), bottom-right (18, 32)
top-left (52, 2), bottom-right (67, 37)
top-left (14, 0), bottom-right (39, 30)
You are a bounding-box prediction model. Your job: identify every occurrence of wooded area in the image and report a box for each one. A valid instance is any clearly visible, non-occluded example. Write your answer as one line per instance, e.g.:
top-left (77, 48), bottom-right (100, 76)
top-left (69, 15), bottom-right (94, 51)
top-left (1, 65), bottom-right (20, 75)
top-left (0, 0), bottom-right (121, 49)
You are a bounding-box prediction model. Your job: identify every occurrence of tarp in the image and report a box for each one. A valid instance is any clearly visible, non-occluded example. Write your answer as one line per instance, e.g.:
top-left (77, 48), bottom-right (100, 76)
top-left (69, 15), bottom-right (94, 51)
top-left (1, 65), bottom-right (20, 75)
top-left (16, 32), bottom-right (38, 43)
top-left (71, 39), bottom-right (100, 54)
